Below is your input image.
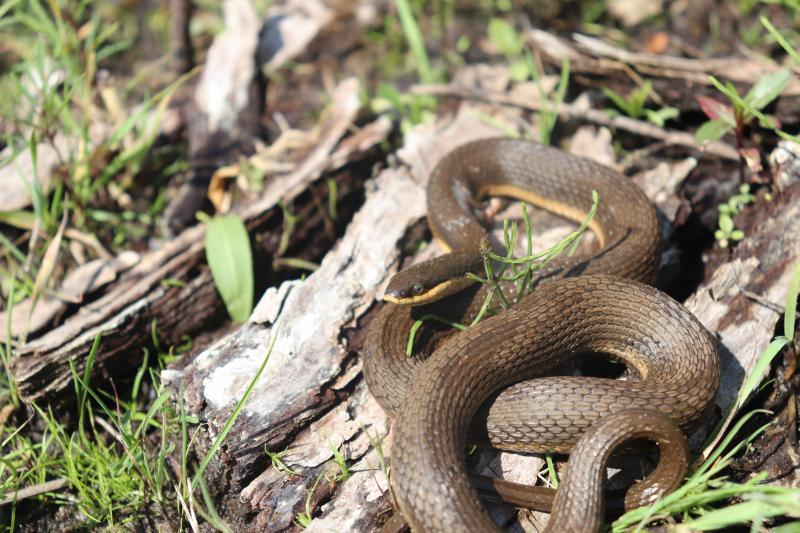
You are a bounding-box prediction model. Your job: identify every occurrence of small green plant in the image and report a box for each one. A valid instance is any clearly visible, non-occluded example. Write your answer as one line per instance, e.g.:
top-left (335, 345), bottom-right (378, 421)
top-left (603, 81), bottom-right (679, 127)
top-left (407, 192), bottom-right (599, 354)
top-left (715, 184), bottom-right (756, 248)
top-left (696, 17), bottom-right (799, 151)
top-left (265, 448), bottom-right (300, 477)
top-left (695, 70), bottom-right (792, 148)
top-left (327, 442), bottom-right (351, 483)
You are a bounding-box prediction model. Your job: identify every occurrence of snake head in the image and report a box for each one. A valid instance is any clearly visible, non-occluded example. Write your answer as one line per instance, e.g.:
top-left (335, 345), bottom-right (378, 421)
top-left (383, 251), bottom-right (482, 306)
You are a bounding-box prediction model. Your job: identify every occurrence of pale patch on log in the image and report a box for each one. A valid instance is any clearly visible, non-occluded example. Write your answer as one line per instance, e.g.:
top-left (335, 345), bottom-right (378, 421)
top-left (164, 165), bottom-right (427, 474)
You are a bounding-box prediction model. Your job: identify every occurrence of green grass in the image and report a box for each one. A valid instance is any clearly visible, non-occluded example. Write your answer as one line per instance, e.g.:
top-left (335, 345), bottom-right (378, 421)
top-left (265, 448), bottom-right (301, 477)
top-left (327, 442), bottom-right (352, 483)
top-left (0, 0), bottom-right (192, 297)
top-left (0, 324), bottom-right (277, 529)
top-left (294, 473), bottom-right (323, 529)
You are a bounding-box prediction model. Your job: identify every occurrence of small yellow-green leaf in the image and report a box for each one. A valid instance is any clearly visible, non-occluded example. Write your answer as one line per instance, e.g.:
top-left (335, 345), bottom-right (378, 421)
top-left (488, 18), bottom-right (522, 57)
top-left (509, 61), bottom-right (529, 82)
top-left (719, 213), bottom-right (734, 233)
top-left (696, 119), bottom-right (730, 144)
top-left (745, 69), bottom-right (791, 111)
top-left (644, 107), bottom-right (679, 127)
top-left (205, 215), bottom-right (253, 323)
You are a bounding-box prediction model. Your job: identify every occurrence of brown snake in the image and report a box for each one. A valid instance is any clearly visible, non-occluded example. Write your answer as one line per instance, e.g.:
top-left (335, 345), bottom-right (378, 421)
top-left (363, 138), bottom-right (719, 532)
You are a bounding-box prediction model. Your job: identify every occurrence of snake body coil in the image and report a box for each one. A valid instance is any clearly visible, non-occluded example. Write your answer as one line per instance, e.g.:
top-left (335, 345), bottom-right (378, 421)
top-left (363, 139), bottom-right (719, 532)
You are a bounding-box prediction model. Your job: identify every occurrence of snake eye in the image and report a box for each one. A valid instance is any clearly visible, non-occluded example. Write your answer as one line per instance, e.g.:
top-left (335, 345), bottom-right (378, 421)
top-left (412, 283), bottom-right (425, 295)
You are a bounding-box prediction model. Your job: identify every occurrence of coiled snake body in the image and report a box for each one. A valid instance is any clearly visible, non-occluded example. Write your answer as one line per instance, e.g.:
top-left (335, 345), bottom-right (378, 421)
top-left (364, 139), bottom-right (719, 532)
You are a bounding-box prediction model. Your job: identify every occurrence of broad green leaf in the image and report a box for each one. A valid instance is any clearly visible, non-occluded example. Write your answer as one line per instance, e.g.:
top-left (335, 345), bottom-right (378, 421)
top-left (785, 260), bottom-right (800, 340)
top-left (205, 215), bottom-right (253, 323)
top-left (745, 69), bottom-right (791, 111)
top-left (695, 119), bottom-right (731, 144)
top-left (488, 18), bottom-right (522, 57)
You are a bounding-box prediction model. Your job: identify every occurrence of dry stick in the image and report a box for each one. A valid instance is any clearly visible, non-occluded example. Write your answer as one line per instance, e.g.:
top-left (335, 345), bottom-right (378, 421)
top-left (410, 84), bottom-right (740, 161)
top-left (0, 478), bottom-right (68, 506)
top-left (170, 0), bottom-right (194, 75)
top-left (527, 29), bottom-right (800, 93)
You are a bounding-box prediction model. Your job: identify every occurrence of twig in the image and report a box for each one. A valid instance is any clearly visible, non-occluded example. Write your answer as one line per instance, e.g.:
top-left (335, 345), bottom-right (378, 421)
top-left (170, 0), bottom-right (194, 75)
top-left (0, 478), bottom-right (68, 505)
top-left (94, 415), bottom-right (126, 447)
top-left (409, 84), bottom-right (740, 161)
top-left (528, 29), bottom-right (800, 91)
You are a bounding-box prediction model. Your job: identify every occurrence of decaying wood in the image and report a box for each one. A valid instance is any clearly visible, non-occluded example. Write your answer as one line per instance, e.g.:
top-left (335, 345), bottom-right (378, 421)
top-left (0, 251), bottom-right (140, 340)
top-left (9, 78), bottom-right (382, 403)
top-left (163, 94), bottom-right (800, 530)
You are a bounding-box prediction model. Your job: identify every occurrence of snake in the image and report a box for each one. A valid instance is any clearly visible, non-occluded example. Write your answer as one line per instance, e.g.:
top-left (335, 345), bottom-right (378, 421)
top-left (363, 138), bottom-right (719, 532)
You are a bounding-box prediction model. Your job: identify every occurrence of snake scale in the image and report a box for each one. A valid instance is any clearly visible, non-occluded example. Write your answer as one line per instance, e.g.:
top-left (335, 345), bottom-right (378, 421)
top-left (363, 138), bottom-right (719, 532)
